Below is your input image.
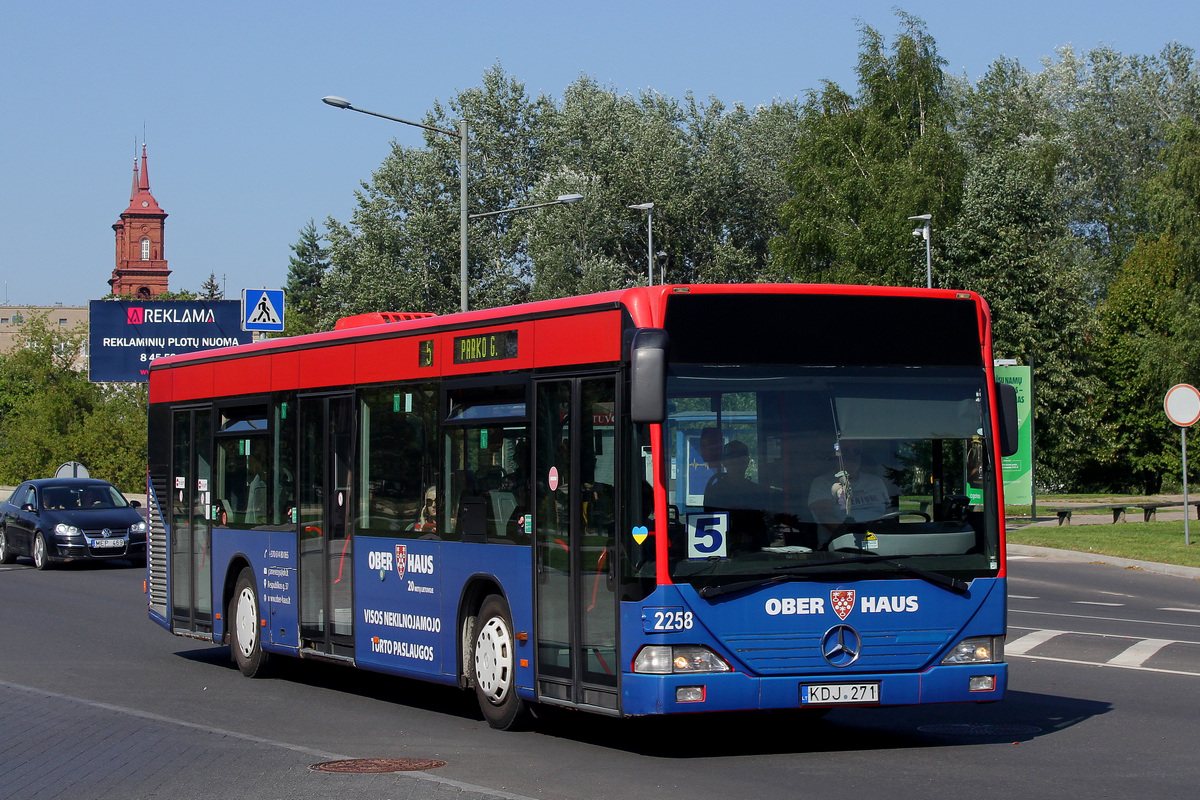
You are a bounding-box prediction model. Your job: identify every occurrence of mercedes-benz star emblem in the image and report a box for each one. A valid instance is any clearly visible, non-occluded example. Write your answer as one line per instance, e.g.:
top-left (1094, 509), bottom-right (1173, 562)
top-left (821, 624), bottom-right (862, 667)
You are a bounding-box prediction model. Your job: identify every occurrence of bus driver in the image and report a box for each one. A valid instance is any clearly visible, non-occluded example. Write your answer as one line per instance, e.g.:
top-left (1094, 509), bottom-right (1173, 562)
top-left (808, 441), bottom-right (893, 546)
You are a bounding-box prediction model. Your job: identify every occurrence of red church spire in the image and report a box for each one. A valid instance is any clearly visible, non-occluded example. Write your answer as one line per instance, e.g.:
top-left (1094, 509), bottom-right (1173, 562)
top-left (123, 144), bottom-right (164, 216)
top-left (139, 143), bottom-right (151, 192)
top-left (111, 143), bottom-right (170, 298)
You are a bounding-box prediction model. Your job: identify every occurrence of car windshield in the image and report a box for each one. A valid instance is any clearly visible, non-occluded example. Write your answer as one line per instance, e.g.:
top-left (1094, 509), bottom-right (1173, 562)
top-left (630, 365), bottom-right (1003, 590)
top-left (41, 484), bottom-right (128, 511)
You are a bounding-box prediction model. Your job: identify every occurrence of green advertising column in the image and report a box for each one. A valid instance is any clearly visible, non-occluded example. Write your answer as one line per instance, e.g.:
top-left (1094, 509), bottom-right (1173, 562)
top-left (970, 364), bottom-right (1033, 506)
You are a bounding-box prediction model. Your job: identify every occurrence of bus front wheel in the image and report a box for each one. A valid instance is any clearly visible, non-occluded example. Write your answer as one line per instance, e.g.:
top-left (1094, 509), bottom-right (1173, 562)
top-left (472, 594), bottom-right (527, 730)
top-left (230, 567), bottom-right (271, 678)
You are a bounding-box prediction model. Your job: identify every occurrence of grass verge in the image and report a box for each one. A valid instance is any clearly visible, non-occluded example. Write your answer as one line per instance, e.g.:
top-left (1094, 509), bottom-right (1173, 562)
top-left (1008, 522), bottom-right (1200, 569)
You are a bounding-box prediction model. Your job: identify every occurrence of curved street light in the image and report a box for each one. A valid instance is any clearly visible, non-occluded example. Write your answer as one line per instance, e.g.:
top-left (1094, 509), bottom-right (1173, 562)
top-left (908, 213), bottom-right (932, 289)
top-left (470, 193), bottom-right (584, 220)
top-left (323, 96), bottom-right (470, 312)
top-left (629, 203), bottom-right (655, 286)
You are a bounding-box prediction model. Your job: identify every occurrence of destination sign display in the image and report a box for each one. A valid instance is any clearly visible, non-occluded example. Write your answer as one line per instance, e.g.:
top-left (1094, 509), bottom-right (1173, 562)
top-left (453, 330), bottom-right (518, 364)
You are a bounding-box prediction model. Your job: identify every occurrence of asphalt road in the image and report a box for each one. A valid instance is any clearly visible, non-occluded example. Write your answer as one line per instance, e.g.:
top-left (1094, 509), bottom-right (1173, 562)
top-left (1, 551), bottom-right (1198, 800)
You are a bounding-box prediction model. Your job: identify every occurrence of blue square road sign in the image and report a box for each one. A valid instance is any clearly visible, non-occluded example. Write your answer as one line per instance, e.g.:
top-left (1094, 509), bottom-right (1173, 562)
top-left (243, 289), bottom-right (285, 332)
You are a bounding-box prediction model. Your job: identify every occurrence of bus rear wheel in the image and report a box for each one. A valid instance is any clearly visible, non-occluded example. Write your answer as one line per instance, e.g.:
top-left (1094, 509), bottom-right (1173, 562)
top-left (230, 567), bottom-right (271, 678)
top-left (472, 594), bottom-right (527, 730)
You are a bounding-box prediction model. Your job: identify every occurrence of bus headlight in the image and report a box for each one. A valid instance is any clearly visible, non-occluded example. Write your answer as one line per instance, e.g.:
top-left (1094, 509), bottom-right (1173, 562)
top-left (941, 636), bottom-right (1004, 665)
top-left (633, 645), bottom-right (732, 674)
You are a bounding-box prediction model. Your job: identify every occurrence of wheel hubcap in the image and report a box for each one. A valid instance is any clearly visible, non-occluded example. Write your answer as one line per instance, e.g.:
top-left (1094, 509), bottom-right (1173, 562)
top-left (34, 537), bottom-right (45, 567)
top-left (474, 616), bottom-right (513, 704)
top-left (236, 587), bottom-right (258, 658)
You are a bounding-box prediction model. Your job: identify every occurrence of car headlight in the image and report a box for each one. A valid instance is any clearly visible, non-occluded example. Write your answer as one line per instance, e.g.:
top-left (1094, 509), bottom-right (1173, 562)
top-left (633, 645), bottom-right (732, 674)
top-left (128, 520), bottom-right (147, 534)
top-left (941, 636), bottom-right (1004, 665)
top-left (54, 523), bottom-right (82, 538)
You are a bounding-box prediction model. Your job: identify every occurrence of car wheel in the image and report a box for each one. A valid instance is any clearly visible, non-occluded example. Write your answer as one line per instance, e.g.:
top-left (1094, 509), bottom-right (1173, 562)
top-left (230, 567), bottom-right (271, 677)
top-left (33, 532), bottom-right (52, 570)
top-left (472, 594), bottom-right (528, 730)
top-left (0, 526), bottom-right (15, 564)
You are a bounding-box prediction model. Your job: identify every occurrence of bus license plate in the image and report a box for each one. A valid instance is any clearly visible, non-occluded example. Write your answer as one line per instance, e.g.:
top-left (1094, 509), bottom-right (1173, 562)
top-left (801, 682), bottom-right (880, 705)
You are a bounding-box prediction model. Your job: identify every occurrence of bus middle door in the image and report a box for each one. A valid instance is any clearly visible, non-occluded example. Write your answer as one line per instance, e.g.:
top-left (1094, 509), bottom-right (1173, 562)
top-left (297, 393), bottom-right (356, 659)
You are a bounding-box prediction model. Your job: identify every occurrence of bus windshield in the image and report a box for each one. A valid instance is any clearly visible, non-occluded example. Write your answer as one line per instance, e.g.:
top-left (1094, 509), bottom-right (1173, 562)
top-left (660, 365), bottom-right (1001, 589)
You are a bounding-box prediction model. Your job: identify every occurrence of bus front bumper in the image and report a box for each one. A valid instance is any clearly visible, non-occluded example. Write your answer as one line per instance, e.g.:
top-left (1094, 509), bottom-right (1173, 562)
top-left (620, 662), bottom-right (1007, 716)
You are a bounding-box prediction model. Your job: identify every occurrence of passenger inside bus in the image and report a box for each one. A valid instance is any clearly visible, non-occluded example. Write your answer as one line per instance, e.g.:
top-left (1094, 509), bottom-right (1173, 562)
top-left (704, 440), bottom-right (769, 551)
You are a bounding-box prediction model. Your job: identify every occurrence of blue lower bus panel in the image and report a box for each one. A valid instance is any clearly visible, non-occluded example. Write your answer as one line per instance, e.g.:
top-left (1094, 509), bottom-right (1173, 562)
top-left (620, 579), bottom-right (1006, 716)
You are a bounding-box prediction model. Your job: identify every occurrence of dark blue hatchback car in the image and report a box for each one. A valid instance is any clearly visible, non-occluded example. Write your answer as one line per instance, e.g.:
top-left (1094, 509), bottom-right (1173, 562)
top-left (0, 478), bottom-right (146, 569)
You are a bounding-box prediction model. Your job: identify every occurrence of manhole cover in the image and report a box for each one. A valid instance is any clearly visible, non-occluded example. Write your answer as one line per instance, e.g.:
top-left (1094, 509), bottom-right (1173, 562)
top-left (310, 758), bottom-right (447, 773)
top-left (918, 723), bottom-right (1042, 736)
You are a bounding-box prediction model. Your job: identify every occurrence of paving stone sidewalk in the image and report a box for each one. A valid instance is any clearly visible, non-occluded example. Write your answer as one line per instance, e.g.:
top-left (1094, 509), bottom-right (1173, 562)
top-left (0, 680), bottom-right (538, 800)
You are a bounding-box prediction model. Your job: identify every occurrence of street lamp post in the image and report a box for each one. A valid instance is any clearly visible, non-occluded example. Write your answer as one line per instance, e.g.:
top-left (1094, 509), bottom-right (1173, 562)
top-left (323, 96), bottom-right (470, 312)
top-left (629, 203), bottom-right (654, 286)
top-left (908, 213), bottom-right (932, 289)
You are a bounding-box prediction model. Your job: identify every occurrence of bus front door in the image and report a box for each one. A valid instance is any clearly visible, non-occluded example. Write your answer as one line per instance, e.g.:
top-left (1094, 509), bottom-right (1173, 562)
top-left (297, 394), bottom-right (356, 658)
top-left (534, 376), bottom-right (619, 712)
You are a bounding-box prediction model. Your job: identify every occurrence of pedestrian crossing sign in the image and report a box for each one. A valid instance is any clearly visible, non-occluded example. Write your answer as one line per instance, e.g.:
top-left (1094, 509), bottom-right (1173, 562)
top-left (242, 289), bottom-right (285, 332)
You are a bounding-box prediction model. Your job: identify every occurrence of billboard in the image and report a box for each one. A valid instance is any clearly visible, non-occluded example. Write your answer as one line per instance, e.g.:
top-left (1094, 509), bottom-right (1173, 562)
top-left (969, 364), bottom-right (1034, 506)
top-left (89, 300), bottom-right (252, 382)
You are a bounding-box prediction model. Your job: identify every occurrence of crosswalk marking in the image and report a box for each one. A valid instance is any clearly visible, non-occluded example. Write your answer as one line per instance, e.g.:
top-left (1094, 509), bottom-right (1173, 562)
top-left (1108, 638), bottom-right (1174, 667)
top-left (1006, 629), bottom-right (1065, 655)
top-left (1007, 627), bottom-right (1200, 676)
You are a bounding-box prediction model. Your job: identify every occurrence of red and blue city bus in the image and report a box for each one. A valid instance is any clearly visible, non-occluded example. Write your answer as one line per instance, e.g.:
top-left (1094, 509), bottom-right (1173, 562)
top-left (145, 284), bottom-right (1016, 729)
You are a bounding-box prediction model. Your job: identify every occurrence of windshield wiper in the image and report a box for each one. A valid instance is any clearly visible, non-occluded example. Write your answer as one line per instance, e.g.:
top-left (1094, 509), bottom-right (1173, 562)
top-left (697, 552), bottom-right (969, 599)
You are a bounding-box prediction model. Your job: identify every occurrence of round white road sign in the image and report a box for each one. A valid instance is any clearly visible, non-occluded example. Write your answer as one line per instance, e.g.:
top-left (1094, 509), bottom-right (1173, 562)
top-left (1164, 383), bottom-right (1200, 427)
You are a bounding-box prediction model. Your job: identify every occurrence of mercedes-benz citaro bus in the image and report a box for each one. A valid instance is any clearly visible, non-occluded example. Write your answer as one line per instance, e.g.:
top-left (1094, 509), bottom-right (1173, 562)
top-left (145, 284), bottom-right (1017, 730)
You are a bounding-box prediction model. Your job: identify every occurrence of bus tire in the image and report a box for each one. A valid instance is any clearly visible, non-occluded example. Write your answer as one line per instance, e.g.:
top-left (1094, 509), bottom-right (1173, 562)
top-left (230, 567), bottom-right (271, 678)
top-left (472, 594), bottom-right (527, 730)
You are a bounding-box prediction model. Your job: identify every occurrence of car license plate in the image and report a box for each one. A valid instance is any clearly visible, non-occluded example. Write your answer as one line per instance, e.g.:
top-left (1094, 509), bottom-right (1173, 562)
top-left (801, 682), bottom-right (879, 705)
top-left (92, 538), bottom-right (125, 549)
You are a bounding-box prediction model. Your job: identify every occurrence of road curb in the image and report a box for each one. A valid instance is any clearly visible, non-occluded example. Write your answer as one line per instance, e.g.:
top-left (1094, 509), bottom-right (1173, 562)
top-left (1007, 543), bottom-right (1200, 580)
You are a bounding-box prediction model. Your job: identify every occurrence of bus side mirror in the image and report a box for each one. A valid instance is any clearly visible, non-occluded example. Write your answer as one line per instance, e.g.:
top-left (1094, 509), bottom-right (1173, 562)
top-left (630, 328), bottom-right (669, 424)
top-left (995, 382), bottom-right (1020, 457)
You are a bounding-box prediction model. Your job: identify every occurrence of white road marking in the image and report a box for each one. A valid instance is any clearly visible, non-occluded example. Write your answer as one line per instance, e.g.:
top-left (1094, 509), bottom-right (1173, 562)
top-left (1009, 595), bottom-right (1039, 600)
top-left (1006, 629), bottom-right (1065, 655)
top-left (1011, 608), bottom-right (1200, 630)
top-left (1073, 601), bottom-right (1124, 607)
top-left (1159, 607), bottom-right (1200, 614)
top-left (1108, 638), bottom-right (1174, 667)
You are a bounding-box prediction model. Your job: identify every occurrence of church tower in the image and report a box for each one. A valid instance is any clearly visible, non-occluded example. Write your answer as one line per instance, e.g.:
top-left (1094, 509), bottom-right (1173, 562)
top-left (110, 144), bottom-right (170, 298)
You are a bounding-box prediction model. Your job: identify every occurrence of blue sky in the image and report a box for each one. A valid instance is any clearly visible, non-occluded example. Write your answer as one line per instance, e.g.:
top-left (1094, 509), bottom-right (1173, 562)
top-left (3, 0), bottom-right (1197, 307)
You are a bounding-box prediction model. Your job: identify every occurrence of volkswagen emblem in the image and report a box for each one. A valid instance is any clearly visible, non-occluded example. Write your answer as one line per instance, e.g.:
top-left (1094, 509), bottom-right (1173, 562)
top-left (101, 528), bottom-right (112, 538)
top-left (821, 624), bottom-right (862, 667)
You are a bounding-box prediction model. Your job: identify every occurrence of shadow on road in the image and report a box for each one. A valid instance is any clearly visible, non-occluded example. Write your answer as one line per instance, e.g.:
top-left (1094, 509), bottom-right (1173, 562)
top-left (169, 638), bottom-right (1113, 758)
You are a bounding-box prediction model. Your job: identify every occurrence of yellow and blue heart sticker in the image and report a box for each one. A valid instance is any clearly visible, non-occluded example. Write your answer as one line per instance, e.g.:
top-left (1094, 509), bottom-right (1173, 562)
top-left (632, 526), bottom-right (649, 545)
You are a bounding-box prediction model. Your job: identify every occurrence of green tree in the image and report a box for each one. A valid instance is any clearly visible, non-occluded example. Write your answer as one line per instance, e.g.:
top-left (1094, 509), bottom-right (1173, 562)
top-left (1090, 236), bottom-right (1200, 491)
top-left (941, 143), bottom-right (1099, 490)
top-left (0, 313), bottom-right (146, 493)
top-left (200, 272), bottom-right (223, 301)
top-left (283, 219), bottom-right (328, 334)
top-left (771, 11), bottom-right (965, 286)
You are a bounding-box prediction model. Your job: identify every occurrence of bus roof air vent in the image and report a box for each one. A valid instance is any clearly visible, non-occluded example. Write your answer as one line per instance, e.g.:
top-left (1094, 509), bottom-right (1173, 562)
top-left (334, 312), bottom-right (437, 330)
